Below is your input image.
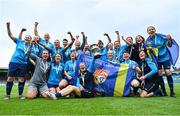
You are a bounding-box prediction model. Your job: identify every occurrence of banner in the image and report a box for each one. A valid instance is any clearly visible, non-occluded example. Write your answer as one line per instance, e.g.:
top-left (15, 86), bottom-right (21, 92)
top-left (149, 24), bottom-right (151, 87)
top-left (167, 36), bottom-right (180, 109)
top-left (167, 39), bottom-right (179, 66)
top-left (75, 53), bottom-right (135, 96)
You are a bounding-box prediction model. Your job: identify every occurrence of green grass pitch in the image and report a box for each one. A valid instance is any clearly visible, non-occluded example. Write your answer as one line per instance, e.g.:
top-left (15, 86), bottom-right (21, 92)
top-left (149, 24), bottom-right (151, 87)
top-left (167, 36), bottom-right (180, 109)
top-left (0, 84), bottom-right (180, 115)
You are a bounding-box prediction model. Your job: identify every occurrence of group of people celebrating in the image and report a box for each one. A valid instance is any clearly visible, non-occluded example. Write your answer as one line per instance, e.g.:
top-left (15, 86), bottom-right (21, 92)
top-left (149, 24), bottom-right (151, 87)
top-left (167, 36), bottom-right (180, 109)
top-left (4, 21), bottom-right (176, 100)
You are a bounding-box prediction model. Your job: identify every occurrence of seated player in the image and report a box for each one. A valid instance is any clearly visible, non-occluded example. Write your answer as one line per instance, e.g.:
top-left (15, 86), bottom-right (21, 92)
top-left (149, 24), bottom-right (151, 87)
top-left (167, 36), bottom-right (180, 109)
top-left (48, 56), bottom-right (96, 99)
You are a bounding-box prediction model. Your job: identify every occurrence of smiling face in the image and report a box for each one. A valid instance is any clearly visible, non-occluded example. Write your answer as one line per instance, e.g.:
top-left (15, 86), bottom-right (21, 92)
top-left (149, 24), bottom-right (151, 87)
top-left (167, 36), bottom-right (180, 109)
top-left (63, 39), bottom-right (68, 47)
top-left (84, 44), bottom-right (90, 50)
top-left (54, 39), bottom-right (60, 48)
top-left (114, 41), bottom-right (119, 49)
top-left (108, 43), bottom-right (113, 50)
top-left (70, 51), bottom-right (76, 60)
top-left (24, 35), bottom-right (32, 44)
top-left (123, 52), bottom-right (130, 61)
top-left (33, 36), bottom-right (40, 43)
top-left (147, 26), bottom-right (156, 37)
top-left (135, 35), bottom-right (144, 44)
top-left (98, 40), bottom-right (104, 49)
top-left (126, 37), bottom-right (133, 44)
top-left (108, 50), bottom-right (114, 59)
top-left (44, 33), bottom-right (50, 41)
top-left (41, 50), bottom-right (49, 60)
top-left (55, 53), bottom-right (61, 63)
top-left (139, 50), bottom-right (146, 60)
top-left (79, 63), bottom-right (87, 73)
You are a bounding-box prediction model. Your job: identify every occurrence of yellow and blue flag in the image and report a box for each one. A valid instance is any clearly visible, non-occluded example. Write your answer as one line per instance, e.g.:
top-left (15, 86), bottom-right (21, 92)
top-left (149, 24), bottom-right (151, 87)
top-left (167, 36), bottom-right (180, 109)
top-left (167, 39), bottom-right (179, 66)
top-left (75, 53), bottom-right (135, 96)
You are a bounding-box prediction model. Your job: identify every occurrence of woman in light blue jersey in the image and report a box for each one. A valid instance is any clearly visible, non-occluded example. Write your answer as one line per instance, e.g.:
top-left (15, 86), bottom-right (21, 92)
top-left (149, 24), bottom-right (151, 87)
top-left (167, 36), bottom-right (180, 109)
top-left (74, 32), bottom-right (86, 57)
top-left (48, 53), bottom-right (64, 94)
top-left (28, 36), bottom-right (42, 76)
top-left (34, 22), bottom-right (54, 61)
top-left (107, 50), bottom-right (119, 63)
top-left (121, 51), bottom-right (141, 95)
top-left (145, 26), bottom-right (175, 97)
top-left (114, 31), bottom-right (121, 61)
top-left (62, 38), bottom-right (72, 62)
top-left (58, 50), bottom-right (77, 90)
top-left (97, 40), bottom-right (106, 56)
top-left (103, 33), bottom-right (114, 60)
top-left (52, 34), bottom-right (75, 63)
top-left (5, 22), bottom-right (31, 100)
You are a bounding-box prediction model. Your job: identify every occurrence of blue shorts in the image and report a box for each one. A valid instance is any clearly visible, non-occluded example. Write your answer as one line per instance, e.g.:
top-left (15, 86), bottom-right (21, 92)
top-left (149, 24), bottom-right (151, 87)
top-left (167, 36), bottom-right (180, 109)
top-left (47, 83), bottom-right (59, 88)
top-left (27, 61), bottom-right (35, 74)
top-left (158, 60), bottom-right (171, 70)
top-left (64, 77), bottom-right (77, 86)
top-left (7, 62), bottom-right (28, 77)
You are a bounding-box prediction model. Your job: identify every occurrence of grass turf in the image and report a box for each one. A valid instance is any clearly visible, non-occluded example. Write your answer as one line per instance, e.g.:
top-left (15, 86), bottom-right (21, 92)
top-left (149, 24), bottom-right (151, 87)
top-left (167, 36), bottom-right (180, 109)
top-left (0, 84), bottom-right (180, 115)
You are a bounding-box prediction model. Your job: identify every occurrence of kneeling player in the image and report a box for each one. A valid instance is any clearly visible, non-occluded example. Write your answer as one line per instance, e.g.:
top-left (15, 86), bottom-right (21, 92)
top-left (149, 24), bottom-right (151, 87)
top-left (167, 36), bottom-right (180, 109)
top-left (137, 50), bottom-right (162, 97)
top-left (27, 45), bottom-right (55, 99)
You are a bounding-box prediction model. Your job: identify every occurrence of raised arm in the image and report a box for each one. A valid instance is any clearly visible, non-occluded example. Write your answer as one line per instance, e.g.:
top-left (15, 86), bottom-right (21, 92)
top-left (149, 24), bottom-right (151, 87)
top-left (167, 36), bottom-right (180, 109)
top-left (122, 36), bottom-right (132, 46)
top-left (85, 36), bottom-right (88, 45)
top-left (81, 32), bottom-right (86, 49)
top-left (6, 22), bottom-right (16, 41)
top-left (67, 32), bottom-right (75, 40)
top-left (34, 22), bottom-right (40, 37)
top-left (87, 57), bottom-right (95, 73)
top-left (38, 42), bottom-right (52, 53)
top-left (115, 31), bottom-right (121, 44)
top-left (64, 32), bottom-right (76, 51)
top-left (27, 41), bottom-right (37, 61)
top-left (104, 33), bottom-right (111, 43)
top-left (18, 28), bottom-right (27, 40)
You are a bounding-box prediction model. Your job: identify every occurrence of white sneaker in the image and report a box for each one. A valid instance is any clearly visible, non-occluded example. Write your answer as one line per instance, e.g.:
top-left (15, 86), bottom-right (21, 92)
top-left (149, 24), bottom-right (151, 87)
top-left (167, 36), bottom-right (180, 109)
top-left (47, 92), bottom-right (57, 100)
top-left (19, 95), bottom-right (26, 100)
top-left (4, 95), bottom-right (10, 100)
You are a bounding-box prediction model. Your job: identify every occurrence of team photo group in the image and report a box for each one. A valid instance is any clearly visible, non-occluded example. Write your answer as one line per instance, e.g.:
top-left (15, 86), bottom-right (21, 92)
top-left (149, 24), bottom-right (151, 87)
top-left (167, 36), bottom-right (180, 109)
top-left (4, 21), bottom-right (179, 100)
